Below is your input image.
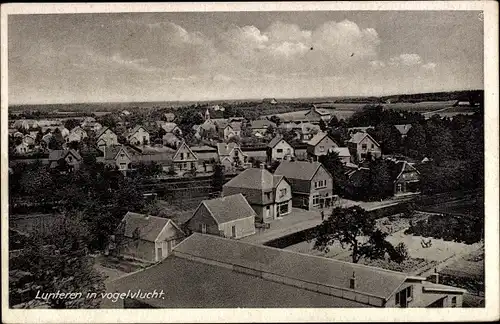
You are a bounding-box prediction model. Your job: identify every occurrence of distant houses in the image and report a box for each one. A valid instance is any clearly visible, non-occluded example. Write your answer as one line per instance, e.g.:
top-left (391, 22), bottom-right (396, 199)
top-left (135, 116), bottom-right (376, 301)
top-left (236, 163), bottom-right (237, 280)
top-left (48, 149), bottom-right (82, 171)
top-left (262, 98), bottom-right (278, 105)
top-left (390, 160), bottom-right (421, 195)
top-left (95, 127), bottom-right (119, 152)
top-left (223, 167), bottom-right (292, 223)
top-left (274, 160), bottom-right (334, 210)
top-left (126, 125), bottom-right (150, 146)
top-left (306, 132), bottom-right (340, 160)
top-left (186, 194), bottom-right (256, 239)
top-left (172, 142), bottom-right (199, 175)
top-left (217, 143), bottom-right (249, 172)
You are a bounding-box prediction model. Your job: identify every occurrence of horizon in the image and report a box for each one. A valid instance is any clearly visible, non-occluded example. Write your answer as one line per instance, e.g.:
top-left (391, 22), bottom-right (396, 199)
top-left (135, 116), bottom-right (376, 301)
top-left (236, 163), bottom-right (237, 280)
top-left (8, 11), bottom-right (483, 105)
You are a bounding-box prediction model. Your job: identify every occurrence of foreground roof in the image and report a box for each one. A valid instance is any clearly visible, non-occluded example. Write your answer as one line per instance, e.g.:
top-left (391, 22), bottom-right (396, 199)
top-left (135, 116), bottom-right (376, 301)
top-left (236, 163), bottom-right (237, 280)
top-left (108, 256), bottom-right (367, 308)
top-left (274, 160), bottom-right (324, 181)
top-left (200, 194), bottom-right (256, 224)
top-left (173, 234), bottom-right (412, 300)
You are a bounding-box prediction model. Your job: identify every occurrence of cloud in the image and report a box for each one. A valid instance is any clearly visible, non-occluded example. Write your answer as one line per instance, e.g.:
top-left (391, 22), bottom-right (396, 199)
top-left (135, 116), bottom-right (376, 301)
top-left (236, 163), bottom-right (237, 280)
top-left (422, 62), bottom-right (437, 71)
top-left (389, 53), bottom-right (422, 66)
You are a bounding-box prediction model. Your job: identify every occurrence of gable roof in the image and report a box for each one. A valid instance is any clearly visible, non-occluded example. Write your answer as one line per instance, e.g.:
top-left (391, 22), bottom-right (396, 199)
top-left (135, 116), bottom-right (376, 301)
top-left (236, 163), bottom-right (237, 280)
top-left (173, 142), bottom-right (198, 161)
top-left (250, 119), bottom-right (274, 129)
top-left (267, 134), bottom-right (292, 148)
top-left (126, 125), bottom-right (148, 138)
top-left (120, 212), bottom-right (176, 242)
top-left (307, 131), bottom-right (337, 147)
top-left (394, 124), bottom-right (413, 135)
top-left (160, 122), bottom-right (180, 133)
top-left (274, 160), bottom-right (326, 181)
top-left (104, 145), bottom-right (134, 161)
top-left (199, 194), bottom-right (256, 224)
top-left (223, 167), bottom-right (283, 190)
top-left (173, 233), bottom-right (421, 301)
top-left (391, 160), bottom-right (420, 181)
top-left (217, 142), bottom-right (242, 156)
top-left (48, 149), bottom-right (82, 162)
top-left (95, 126), bottom-right (115, 139)
top-left (306, 106), bottom-right (331, 116)
top-left (190, 145), bottom-right (217, 153)
top-left (348, 132), bottom-right (380, 147)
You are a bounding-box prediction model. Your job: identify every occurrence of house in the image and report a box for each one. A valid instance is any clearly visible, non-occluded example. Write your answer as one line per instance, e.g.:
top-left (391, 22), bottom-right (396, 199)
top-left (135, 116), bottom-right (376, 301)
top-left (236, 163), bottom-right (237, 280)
top-left (280, 122), bottom-right (321, 142)
top-left (250, 119), bottom-right (275, 136)
top-left (262, 98), bottom-right (278, 105)
top-left (274, 160), bottom-right (334, 210)
top-left (112, 212), bottom-right (185, 263)
top-left (95, 127), bottom-right (119, 152)
top-left (67, 126), bottom-right (88, 143)
top-left (389, 160), bottom-right (420, 195)
top-left (347, 126), bottom-right (375, 134)
top-left (126, 125), bottom-right (150, 146)
top-left (394, 124), bottom-right (413, 138)
top-left (12, 119), bottom-right (39, 130)
top-left (347, 132), bottom-right (382, 162)
top-left (110, 233), bottom-right (466, 308)
top-left (172, 142), bottom-right (198, 174)
top-left (121, 110), bottom-right (131, 116)
top-left (162, 132), bottom-right (182, 148)
top-left (186, 194), bottom-right (256, 239)
top-left (266, 135), bottom-right (295, 163)
top-left (220, 121), bottom-right (242, 141)
top-left (304, 105), bottom-right (332, 124)
top-left (223, 167), bottom-right (292, 223)
top-left (190, 145), bottom-right (218, 173)
top-left (48, 149), bottom-right (82, 171)
top-left (158, 122), bottom-right (182, 136)
top-left (41, 133), bottom-right (53, 147)
top-left (15, 142), bottom-right (31, 154)
top-left (217, 143), bottom-right (249, 171)
top-left (103, 145), bottom-right (134, 172)
top-left (81, 117), bottom-right (101, 131)
top-left (306, 132), bottom-right (339, 160)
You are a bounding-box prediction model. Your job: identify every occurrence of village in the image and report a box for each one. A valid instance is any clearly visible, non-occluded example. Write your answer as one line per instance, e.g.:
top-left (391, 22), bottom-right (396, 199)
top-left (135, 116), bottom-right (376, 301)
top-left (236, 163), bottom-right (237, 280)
top-left (8, 94), bottom-right (485, 309)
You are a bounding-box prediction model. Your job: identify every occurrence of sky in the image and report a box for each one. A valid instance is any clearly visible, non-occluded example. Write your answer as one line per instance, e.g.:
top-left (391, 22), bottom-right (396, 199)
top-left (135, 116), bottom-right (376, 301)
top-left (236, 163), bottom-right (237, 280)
top-left (8, 11), bottom-right (484, 104)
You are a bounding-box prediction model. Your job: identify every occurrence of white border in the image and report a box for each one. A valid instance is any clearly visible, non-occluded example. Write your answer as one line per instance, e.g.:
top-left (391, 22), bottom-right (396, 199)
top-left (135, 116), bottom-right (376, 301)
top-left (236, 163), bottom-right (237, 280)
top-left (1, 2), bottom-right (498, 323)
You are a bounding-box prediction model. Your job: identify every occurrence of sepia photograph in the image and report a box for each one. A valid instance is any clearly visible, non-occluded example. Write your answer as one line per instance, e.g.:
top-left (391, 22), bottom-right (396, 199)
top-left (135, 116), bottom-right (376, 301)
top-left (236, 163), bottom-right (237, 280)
top-left (1, 2), bottom-right (498, 323)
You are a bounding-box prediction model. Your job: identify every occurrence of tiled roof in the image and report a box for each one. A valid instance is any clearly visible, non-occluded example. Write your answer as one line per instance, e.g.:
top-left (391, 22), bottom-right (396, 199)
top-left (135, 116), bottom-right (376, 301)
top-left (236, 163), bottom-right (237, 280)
top-left (174, 234), bottom-right (412, 300)
top-left (307, 132), bottom-right (329, 147)
top-left (191, 145), bottom-right (217, 152)
top-left (120, 212), bottom-right (172, 242)
top-left (216, 142), bottom-right (240, 156)
top-left (267, 134), bottom-right (287, 148)
top-left (348, 132), bottom-right (380, 147)
top-left (126, 125), bottom-right (148, 138)
top-left (228, 122), bottom-right (242, 132)
top-left (223, 167), bottom-right (278, 190)
top-left (201, 193), bottom-right (256, 224)
top-left (95, 126), bottom-right (114, 139)
top-left (274, 160), bottom-right (323, 181)
top-left (250, 119), bottom-right (274, 129)
top-left (162, 133), bottom-right (181, 144)
top-left (161, 122), bottom-right (179, 133)
top-left (108, 256), bottom-right (367, 308)
top-left (104, 145), bottom-right (132, 160)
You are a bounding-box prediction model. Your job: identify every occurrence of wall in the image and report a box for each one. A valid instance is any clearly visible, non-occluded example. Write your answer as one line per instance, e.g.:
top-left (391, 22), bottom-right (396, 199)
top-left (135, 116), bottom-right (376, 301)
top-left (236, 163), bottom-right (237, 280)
top-left (219, 216), bottom-right (256, 239)
top-left (120, 239), bottom-right (155, 262)
top-left (130, 128), bottom-right (150, 146)
top-left (271, 140), bottom-right (294, 161)
top-left (309, 166), bottom-right (334, 209)
top-left (186, 205), bottom-right (220, 236)
top-left (274, 179), bottom-right (292, 216)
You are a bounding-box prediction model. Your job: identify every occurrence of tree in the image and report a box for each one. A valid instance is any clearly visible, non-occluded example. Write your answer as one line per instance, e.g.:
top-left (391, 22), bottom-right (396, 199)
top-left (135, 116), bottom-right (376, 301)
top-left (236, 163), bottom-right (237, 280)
top-left (367, 158), bottom-right (393, 200)
top-left (241, 120), bottom-right (253, 138)
top-left (313, 206), bottom-right (402, 264)
top-left (404, 123), bottom-right (426, 158)
top-left (318, 151), bottom-right (347, 195)
top-left (265, 124), bottom-right (277, 137)
top-left (372, 123), bottom-right (402, 154)
top-left (212, 163), bottom-right (225, 192)
top-left (9, 217), bottom-right (105, 308)
top-left (64, 119), bottom-right (81, 131)
top-left (269, 115), bottom-right (281, 127)
top-left (318, 119), bottom-right (327, 132)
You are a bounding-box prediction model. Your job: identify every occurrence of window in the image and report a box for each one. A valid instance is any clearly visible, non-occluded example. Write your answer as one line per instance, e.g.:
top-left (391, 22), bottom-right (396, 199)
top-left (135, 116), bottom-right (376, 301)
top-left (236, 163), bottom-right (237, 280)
top-left (395, 286), bottom-right (413, 307)
top-left (286, 148), bottom-right (291, 154)
top-left (277, 149), bottom-right (283, 153)
top-left (201, 224), bottom-right (207, 234)
top-left (265, 191), bottom-right (272, 200)
top-left (279, 202), bottom-right (289, 215)
top-left (315, 180), bottom-right (326, 189)
top-left (279, 188), bottom-right (287, 198)
top-left (319, 146), bottom-right (325, 152)
top-left (312, 194), bottom-right (321, 206)
top-left (361, 144), bottom-right (367, 150)
top-left (120, 153), bottom-right (125, 159)
top-left (451, 296), bottom-right (457, 307)
top-left (371, 144), bottom-right (374, 149)
top-left (119, 163), bottom-right (127, 170)
top-left (180, 152), bottom-right (184, 160)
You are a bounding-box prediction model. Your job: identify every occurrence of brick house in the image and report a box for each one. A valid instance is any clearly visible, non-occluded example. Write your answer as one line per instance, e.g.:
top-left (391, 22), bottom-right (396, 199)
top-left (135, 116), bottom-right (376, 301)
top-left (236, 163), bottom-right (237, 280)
top-left (223, 166), bottom-right (292, 223)
top-left (347, 132), bottom-right (382, 162)
top-left (96, 127), bottom-right (119, 152)
top-left (274, 160), bottom-right (334, 210)
top-left (112, 212), bottom-right (185, 263)
top-left (306, 132), bottom-right (340, 160)
top-left (186, 194), bottom-right (256, 239)
top-left (126, 125), bottom-right (150, 146)
top-left (266, 135), bottom-right (295, 163)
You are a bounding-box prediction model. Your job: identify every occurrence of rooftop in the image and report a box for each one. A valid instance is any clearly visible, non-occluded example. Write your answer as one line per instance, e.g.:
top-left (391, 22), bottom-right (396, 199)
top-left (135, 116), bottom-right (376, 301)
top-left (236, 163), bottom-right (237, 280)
top-left (120, 212), bottom-right (172, 242)
top-left (274, 160), bottom-right (323, 181)
top-left (223, 167), bottom-right (283, 190)
top-left (200, 194), bottom-right (256, 224)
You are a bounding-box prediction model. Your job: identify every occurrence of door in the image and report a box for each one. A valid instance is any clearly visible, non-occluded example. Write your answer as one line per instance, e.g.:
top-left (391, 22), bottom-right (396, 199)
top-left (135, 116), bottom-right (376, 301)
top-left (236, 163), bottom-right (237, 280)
top-left (231, 225), bottom-right (236, 238)
top-left (265, 206), bottom-right (270, 219)
top-left (156, 247), bottom-right (162, 262)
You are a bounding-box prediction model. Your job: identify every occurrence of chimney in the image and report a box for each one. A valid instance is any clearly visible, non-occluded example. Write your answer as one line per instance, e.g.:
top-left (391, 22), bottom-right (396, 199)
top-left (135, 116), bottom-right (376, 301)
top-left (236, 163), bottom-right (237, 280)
top-left (349, 272), bottom-right (357, 290)
top-left (429, 268), bottom-right (439, 284)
